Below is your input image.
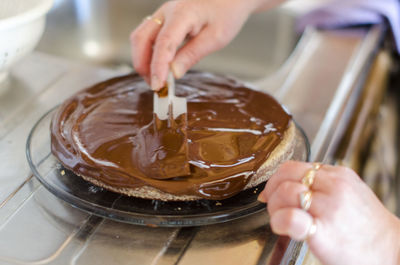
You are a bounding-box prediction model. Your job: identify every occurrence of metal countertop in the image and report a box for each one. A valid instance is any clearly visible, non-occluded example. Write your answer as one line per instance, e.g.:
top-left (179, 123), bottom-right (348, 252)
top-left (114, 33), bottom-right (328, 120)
top-left (0, 25), bottom-right (383, 265)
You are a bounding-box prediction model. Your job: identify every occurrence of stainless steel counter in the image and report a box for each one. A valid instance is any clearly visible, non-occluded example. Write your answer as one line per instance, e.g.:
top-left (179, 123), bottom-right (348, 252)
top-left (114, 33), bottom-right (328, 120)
top-left (0, 1), bottom-right (385, 263)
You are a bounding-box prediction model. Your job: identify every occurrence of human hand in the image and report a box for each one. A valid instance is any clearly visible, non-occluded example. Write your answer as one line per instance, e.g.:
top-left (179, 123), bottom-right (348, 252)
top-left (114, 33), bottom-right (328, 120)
top-left (130, 0), bottom-right (268, 91)
top-left (258, 161), bottom-right (400, 265)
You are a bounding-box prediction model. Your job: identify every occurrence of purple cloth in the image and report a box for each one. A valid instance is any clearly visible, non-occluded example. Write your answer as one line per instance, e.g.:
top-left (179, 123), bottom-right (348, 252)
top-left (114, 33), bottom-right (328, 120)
top-left (298, 0), bottom-right (400, 52)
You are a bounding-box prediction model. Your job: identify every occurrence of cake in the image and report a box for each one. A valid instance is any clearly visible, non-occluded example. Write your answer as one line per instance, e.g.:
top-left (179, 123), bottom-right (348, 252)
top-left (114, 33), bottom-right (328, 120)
top-left (50, 71), bottom-right (295, 201)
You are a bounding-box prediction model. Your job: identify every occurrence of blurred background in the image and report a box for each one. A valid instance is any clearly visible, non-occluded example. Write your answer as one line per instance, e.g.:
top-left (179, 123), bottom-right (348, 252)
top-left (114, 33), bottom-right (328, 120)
top-left (36, 0), bottom-right (310, 80)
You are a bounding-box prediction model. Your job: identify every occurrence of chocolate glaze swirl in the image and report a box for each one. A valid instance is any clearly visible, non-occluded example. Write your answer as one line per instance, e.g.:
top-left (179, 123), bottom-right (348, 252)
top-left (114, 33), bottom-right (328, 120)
top-left (51, 72), bottom-right (291, 200)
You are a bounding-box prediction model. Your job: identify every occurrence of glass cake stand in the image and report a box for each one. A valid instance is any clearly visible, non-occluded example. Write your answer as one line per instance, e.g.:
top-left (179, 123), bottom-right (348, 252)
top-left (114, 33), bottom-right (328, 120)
top-left (26, 107), bottom-right (310, 227)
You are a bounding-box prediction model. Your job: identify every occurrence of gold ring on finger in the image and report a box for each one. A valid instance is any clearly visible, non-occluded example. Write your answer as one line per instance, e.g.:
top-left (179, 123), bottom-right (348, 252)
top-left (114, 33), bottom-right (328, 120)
top-left (299, 190), bottom-right (312, 211)
top-left (301, 162), bottom-right (322, 188)
top-left (145, 16), bottom-right (163, 25)
top-left (301, 169), bottom-right (316, 188)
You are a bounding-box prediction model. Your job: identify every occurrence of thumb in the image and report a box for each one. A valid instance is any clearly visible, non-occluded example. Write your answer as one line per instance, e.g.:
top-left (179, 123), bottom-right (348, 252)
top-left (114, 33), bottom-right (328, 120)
top-left (171, 27), bottom-right (227, 78)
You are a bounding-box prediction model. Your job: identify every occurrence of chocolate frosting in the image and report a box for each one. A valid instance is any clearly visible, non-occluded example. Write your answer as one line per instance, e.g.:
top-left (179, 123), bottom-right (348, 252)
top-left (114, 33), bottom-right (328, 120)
top-left (51, 72), bottom-right (291, 200)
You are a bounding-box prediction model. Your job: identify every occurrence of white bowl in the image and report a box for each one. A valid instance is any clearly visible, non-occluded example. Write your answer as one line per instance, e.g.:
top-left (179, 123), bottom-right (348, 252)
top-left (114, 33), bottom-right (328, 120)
top-left (0, 0), bottom-right (53, 84)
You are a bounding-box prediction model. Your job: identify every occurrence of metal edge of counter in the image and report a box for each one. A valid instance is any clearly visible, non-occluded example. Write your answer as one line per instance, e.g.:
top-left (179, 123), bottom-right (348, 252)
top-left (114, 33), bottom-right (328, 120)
top-left (278, 24), bottom-right (386, 265)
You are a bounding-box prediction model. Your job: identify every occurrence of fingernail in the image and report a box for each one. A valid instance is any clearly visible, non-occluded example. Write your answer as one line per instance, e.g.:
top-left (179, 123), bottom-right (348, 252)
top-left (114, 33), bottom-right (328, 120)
top-left (257, 193), bottom-right (267, 203)
top-left (171, 62), bottom-right (184, 79)
top-left (151, 75), bottom-right (160, 91)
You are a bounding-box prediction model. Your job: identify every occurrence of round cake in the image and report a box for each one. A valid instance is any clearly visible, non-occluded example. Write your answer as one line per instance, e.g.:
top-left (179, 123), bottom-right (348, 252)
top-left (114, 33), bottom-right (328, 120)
top-left (51, 71), bottom-right (295, 201)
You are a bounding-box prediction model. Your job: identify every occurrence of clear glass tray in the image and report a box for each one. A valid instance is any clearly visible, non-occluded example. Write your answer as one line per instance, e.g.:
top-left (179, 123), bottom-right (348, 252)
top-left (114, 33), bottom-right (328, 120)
top-left (26, 107), bottom-right (309, 227)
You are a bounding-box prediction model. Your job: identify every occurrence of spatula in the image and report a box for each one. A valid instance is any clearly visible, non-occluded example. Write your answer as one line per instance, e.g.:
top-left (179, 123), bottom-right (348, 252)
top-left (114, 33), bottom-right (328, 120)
top-left (154, 71), bottom-right (187, 121)
top-left (151, 71), bottom-right (190, 178)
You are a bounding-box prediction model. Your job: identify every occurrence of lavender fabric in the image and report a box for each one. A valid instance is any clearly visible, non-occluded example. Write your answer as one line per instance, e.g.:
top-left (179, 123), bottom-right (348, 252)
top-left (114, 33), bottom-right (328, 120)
top-left (297, 0), bottom-right (400, 52)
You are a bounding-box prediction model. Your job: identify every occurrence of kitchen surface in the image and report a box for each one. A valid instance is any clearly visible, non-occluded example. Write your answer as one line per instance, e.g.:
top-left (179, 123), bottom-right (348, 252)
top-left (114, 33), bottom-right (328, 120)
top-left (1, 0), bottom-right (399, 264)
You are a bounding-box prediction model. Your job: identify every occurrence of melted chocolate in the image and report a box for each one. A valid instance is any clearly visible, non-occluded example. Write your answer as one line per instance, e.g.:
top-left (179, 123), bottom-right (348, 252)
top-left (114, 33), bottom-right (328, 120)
top-left (51, 72), bottom-right (291, 200)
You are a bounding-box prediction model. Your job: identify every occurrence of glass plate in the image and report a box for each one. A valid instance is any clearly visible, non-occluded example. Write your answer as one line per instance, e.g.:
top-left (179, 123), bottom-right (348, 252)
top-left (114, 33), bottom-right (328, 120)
top-left (26, 107), bottom-right (310, 227)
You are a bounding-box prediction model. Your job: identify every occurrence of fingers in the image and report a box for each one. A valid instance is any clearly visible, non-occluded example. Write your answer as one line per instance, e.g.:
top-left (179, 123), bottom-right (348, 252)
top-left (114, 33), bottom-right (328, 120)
top-left (261, 161), bottom-right (333, 202)
top-left (270, 208), bottom-right (315, 241)
top-left (262, 161), bottom-right (396, 265)
top-left (150, 12), bottom-right (199, 90)
top-left (130, 11), bottom-right (164, 83)
top-left (171, 27), bottom-right (227, 79)
top-left (266, 181), bottom-right (330, 217)
top-left (130, 0), bottom-right (252, 90)
top-left (259, 161), bottom-right (326, 243)
top-left (266, 181), bottom-right (307, 215)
